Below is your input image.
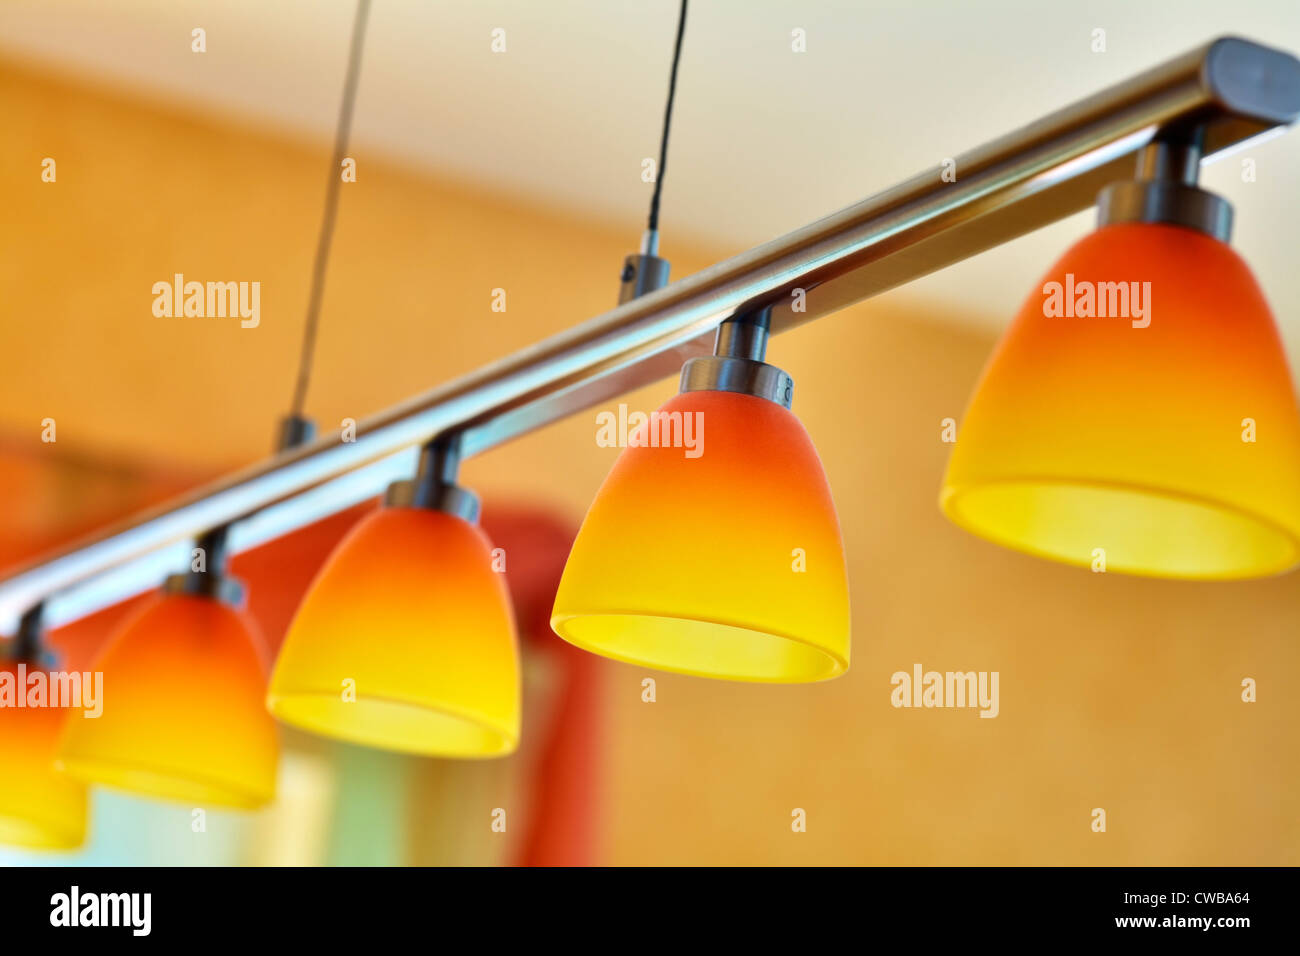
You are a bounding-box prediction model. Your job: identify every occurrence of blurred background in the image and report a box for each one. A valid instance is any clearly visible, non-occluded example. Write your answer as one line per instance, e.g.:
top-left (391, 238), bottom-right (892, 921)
top-left (0, 0), bottom-right (1297, 865)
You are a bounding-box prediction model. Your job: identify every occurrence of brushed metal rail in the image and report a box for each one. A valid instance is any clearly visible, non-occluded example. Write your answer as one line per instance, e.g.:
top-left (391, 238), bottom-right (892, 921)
top-left (3, 36), bottom-right (1299, 631)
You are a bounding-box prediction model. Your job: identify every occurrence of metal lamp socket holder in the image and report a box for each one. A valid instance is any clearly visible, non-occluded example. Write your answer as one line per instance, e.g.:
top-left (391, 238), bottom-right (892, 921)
top-left (161, 527), bottom-right (244, 605)
top-left (679, 306), bottom-right (795, 410)
top-left (1096, 134), bottom-right (1234, 242)
top-left (162, 569), bottom-right (245, 606)
top-left (5, 605), bottom-right (55, 667)
top-left (679, 356), bottom-right (794, 410)
top-left (383, 479), bottom-right (481, 524)
top-left (382, 434), bottom-right (481, 523)
top-left (1097, 180), bottom-right (1233, 242)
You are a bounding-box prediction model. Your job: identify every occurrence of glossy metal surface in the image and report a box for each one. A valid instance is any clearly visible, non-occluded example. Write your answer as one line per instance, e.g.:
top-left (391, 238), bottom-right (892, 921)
top-left (680, 307), bottom-right (795, 408)
top-left (1097, 180), bottom-right (1234, 240)
top-left (3, 36), bottom-right (1299, 631)
top-left (618, 253), bottom-right (672, 305)
top-left (679, 356), bottom-right (794, 409)
top-left (1096, 137), bottom-right (1234, 240)
top-left (381, 435), bottom-right (481, 523)
top-left (160, 526), bottom-right (245, 606)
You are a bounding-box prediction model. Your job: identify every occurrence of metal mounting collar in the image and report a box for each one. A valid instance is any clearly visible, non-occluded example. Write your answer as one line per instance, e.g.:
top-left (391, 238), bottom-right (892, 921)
top-left (1097, 134), bottom-right (1233, 242)
top-left (383, 435), bottom-right (481, 523)
top-left (679, 306), bottom-right (794, 409)
top-left (163, 527), bottom-right (245, 605)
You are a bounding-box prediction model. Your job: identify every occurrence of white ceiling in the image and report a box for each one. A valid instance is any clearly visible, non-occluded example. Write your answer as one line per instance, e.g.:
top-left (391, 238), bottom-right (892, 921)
top-left (2, 0), bottom-right (1299, 351)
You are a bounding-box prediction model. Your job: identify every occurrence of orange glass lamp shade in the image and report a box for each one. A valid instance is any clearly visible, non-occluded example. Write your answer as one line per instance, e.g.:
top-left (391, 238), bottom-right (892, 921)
top-left (267, 506), bottom-right (521, 757)
top-left (941, 221), bottom-right (1300, 579)
top-left (0, 662), bottom-right (87, 850)
top-left (552, 388), bottom-right (850, 682)
top-left (59, 593), bottom-right (278, 808)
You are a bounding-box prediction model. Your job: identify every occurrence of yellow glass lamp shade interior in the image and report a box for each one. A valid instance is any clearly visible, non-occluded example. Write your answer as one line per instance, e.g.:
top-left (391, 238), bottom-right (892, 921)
top-left (58, 594), bottom-right (278, 809)
top-left (552, 389), bottom-right (850, 682)
top-left (267, 507), bottom-right (521, 758)
top-left (0, 661), bottom-right (88, 850)
top-left (940, 222), bottom-right (1300, 579)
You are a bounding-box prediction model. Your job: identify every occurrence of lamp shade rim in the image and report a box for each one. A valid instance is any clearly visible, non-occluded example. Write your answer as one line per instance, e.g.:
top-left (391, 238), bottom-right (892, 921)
top-left (266, 690), bottom-right (519, 759)
top-left (940, 475), bottom-right (1300, 580)
top-left (56, 754), bottom-right (274, 810)
top-left (551, 610), bottom-right (849, 683)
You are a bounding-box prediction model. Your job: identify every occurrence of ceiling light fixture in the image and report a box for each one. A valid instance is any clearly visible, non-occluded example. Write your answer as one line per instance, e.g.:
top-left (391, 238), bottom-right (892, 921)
top-left (1, 38), bottom-right (1296, 677)
top-left (267, 436), bottom-right (521, 757)
top-left (0, 606), bottom-right (87, 850)
top-left (940, 130), bottom-right (1300, 578)
top-left (552, 307), bottom-right (850, 681)
top-left (59, 529), bottom-right (278, 807)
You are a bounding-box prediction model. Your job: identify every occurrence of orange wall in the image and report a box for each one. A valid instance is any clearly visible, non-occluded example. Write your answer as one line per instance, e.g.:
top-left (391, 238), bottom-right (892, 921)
top-left (2, 57), bottom-right (1297, 865)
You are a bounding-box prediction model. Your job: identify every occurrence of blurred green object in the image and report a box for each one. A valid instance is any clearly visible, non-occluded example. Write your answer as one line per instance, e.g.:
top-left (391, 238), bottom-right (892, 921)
top-left (325, 743), bottom-right (414, 866)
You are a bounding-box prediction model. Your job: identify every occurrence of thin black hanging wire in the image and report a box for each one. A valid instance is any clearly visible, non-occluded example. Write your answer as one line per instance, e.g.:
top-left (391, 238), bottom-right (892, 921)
top-left (646, 0), bottom-right (688, 237)
top-left (289, 0), bottom-right (373, 420)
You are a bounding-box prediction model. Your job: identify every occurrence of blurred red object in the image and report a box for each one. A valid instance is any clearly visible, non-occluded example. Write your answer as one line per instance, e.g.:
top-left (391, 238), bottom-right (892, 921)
top-left (483, 505), bottom-right (604, 867)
